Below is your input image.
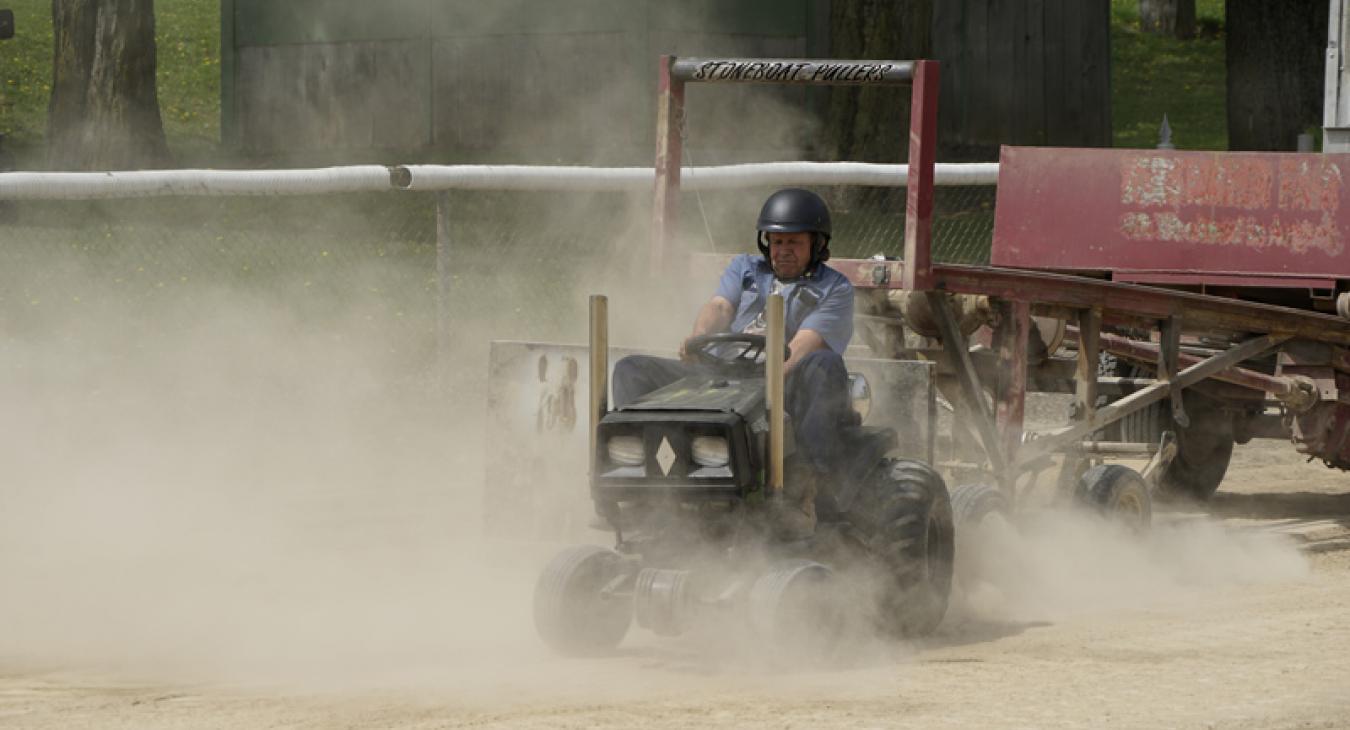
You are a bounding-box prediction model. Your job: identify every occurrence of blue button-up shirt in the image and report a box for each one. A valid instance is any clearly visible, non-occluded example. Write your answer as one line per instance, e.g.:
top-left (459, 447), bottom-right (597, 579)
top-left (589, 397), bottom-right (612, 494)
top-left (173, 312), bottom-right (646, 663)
top-left (714, 254), bottom-right (854, 354)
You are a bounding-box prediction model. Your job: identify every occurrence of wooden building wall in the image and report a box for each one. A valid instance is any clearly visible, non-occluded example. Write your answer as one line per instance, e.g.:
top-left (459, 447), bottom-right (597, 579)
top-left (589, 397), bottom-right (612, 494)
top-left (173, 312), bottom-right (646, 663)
top-left (932, 0), bottom-right (1113, 158)
top-left (222, 0), bottom-right (1114, 162)
top-left (221, 0), bottom-right (828, 161)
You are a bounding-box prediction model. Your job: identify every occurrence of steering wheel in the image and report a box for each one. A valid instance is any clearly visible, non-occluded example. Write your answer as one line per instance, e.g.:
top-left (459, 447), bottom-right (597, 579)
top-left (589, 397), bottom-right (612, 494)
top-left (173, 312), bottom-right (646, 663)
top-left (684, 333), bottom-right (791, 372)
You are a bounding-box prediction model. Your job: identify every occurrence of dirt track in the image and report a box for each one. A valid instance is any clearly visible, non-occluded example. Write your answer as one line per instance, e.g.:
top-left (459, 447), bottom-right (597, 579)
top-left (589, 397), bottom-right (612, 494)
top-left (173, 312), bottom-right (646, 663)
top-left (3, 439), bottom-right (1350, 730)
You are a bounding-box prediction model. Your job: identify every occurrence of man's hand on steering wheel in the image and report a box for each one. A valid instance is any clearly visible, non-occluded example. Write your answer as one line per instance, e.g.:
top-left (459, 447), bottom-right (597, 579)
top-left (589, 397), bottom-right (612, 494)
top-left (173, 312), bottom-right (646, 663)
top-left (682, 332), bottom-right (791, 371)
top-left (678, 334), bottom-right (700, 363)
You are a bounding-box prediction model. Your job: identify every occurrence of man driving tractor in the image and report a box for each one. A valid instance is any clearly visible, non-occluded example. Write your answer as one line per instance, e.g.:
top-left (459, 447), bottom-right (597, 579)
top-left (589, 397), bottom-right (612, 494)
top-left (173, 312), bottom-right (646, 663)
top-left (612, 188), bottom-right (855, 538)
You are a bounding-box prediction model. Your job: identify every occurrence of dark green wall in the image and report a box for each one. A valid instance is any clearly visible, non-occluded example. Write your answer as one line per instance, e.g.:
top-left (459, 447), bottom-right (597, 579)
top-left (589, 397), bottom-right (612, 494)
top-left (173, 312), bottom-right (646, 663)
top-left (221, 0), bottom-right (828, 161)
top-left (220, 0), bottom-right (1113, 162)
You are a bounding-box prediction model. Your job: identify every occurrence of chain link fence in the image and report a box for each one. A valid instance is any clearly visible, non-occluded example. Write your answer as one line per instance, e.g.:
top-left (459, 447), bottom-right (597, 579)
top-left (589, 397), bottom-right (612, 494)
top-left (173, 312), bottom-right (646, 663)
top-left (0, 177), bottom-right (996, 391)
top-left (678, 184), bottom-right (996, 264)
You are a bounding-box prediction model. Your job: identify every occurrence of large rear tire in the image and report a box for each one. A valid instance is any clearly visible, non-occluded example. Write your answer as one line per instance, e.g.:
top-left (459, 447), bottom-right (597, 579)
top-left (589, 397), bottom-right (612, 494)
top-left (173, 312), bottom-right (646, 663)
top-left (533, 545), bottom-right (631, 656)
top-left (846, 459), bottom-right (955, 638)
top-left (1096, 354), bottom-right (1234, 500)
top-left (1158, 396), bottom-right (1234, 501)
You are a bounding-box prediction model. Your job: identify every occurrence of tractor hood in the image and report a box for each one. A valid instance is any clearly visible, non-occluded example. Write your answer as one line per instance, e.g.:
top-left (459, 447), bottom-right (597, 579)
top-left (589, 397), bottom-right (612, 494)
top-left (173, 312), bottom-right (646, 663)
top-left (620, 375), bottom-right (766, 417)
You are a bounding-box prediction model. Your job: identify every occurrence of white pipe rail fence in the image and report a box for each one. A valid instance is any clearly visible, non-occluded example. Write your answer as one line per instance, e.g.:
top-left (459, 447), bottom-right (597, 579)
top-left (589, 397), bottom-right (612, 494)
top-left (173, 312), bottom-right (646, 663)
top-left (0, 161), bottom-right (999, 373)
top-left (0, 162), bottom-right (999, 199)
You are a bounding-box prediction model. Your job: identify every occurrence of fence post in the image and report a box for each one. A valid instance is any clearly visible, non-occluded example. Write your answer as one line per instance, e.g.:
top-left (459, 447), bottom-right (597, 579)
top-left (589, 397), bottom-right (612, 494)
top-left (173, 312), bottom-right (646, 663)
top-left (652, 55), bottom-right (685, 279)
top-left (902, 59), bottom-right (939, 291)
top-left (1157, 114), bottom-right (1175, 149)
top-left (435, 191), bottom-right (452, 389)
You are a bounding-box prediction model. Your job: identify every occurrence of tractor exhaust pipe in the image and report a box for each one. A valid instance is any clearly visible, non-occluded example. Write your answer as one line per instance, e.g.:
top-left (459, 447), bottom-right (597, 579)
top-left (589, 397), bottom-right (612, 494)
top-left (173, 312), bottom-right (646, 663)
top-left (590, 295), bottom-right (609, 476)
top-left (766, 294), bottom-right (786, 494)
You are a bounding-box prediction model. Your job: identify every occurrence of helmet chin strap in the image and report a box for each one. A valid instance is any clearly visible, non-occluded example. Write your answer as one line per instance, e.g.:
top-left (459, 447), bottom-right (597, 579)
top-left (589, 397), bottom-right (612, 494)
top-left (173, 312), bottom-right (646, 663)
top-left (806, 232), bottom-right (831, 273)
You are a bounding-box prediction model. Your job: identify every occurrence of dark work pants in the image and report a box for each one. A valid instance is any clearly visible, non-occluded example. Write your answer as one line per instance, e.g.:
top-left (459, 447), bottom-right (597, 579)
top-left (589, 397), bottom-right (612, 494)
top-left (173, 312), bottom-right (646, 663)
top-left (611, 350), bottom-right (851, 472)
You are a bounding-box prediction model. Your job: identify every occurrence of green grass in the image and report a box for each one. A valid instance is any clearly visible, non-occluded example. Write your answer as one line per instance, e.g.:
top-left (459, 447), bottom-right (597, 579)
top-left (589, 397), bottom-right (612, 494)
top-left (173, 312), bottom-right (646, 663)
top-left (1, 0), bottom-right (1233, 164)
top-left (0, 0), bottom-right (219, 165)
top-left (1111, 0), bottom-right (1228, 150)
top-left (0, 2), bottom-right (54, 156)
top-left (152, 0), bottom-right (221, 158)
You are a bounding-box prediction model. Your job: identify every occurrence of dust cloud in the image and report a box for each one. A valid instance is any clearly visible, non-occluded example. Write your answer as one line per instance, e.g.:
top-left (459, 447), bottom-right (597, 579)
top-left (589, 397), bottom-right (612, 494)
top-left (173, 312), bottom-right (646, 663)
top-left (0, 239), bottom-right (1318, 699)
top-left (0, 6), bottom-right (1316, 706)
top-left (0, 217), bottom-right (1320, 707)
top-left (951, 502), bottom-right (1310, 627)
top-left (0, 271), bottom-right (495, 686)
top-left (0, 192), bottom-right (708, 701)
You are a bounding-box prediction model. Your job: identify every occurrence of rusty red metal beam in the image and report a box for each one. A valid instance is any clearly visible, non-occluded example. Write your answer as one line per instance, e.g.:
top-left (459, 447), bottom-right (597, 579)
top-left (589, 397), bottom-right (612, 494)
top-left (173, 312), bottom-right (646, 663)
top-left (994, 299), bottom-right (1030, 466)
top-left (1016, 334), bottom-right (1293, 467)
top-left (926, 291), bottom-right (1008, 477)
top-left (1096, 331), bottom-right (1303, 401)
top-left (1111, 271), bottom-right (1338, 289)
top-left (826, 258), bottom-right (1350, 347)
top-left (658, 56), bottom-right (933, 279)
top-left (902, 60), bottom-right (939, 291)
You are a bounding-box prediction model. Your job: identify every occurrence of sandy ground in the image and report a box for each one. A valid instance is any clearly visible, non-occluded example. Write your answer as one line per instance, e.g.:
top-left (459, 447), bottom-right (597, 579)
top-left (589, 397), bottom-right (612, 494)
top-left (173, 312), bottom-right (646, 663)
top-left (2, 437), bottom-right (1349, 730)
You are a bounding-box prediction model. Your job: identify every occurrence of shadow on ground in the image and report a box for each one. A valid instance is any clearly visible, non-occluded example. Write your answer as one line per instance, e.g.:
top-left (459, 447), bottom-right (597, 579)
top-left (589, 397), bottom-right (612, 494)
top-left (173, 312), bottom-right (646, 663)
top-left (1204, 491), bottom-right (1350, 520)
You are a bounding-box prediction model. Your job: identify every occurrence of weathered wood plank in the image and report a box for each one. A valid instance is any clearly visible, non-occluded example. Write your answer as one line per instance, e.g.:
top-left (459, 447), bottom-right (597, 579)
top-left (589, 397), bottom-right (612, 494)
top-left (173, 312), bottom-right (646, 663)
top-left (1041, 0), bottom-right (1069, 145)
top-left (1081, 0), bottom-right (1113, 146)
top-left (235, 0), bottom-right (431, 45)
top-left (1022, 0), bottom-right (1047, 145)
top-left (932, 0), bottom-right (967, 150)
top-left (988, 0), bottom-right (1018, 145)
top-left (433, 0), bottom-right (636, 36)
top-left (432, 33), bottom-right (641, 153)
top-left (648, 0), bottom-right (807, 35)
top-left (237, 40), bottom-right (432, 153)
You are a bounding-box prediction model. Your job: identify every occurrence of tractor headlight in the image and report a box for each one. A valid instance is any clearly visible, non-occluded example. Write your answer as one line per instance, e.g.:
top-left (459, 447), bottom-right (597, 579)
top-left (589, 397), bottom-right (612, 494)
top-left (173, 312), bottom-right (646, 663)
top-left (606, 435), bottom-right (645, 467)
top-left (691, 436), bottom-right (730, 468)
top-left (849, 373), bottom-right (872, 422)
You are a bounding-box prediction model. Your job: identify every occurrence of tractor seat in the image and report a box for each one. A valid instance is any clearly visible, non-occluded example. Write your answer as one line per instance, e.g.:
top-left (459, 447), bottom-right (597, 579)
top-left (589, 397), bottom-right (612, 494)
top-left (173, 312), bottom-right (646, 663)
top-left (813, 424), bottom-right (899, 519)
top-left (840, 425), bottom-right (898, 473)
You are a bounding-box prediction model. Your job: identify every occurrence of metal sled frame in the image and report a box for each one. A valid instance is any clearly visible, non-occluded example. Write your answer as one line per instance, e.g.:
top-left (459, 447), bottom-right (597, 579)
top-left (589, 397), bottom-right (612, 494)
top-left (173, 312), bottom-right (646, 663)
top-left (651, 55), bottom-right (1350, 500)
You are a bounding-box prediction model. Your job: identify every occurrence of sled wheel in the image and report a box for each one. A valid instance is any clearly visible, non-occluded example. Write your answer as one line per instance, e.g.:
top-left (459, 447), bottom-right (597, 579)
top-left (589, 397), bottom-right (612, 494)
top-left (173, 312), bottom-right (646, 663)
top-left (533, 545), bottom-right (631, 655)
top-left (949, 483), bottom-right (1012, 589)
top-left (950, 483), bottom-right (1011, 529)
top-left (1074, 464), bottom-right (1152, 530)
top-left (747, 560), bottom-right (842, 659)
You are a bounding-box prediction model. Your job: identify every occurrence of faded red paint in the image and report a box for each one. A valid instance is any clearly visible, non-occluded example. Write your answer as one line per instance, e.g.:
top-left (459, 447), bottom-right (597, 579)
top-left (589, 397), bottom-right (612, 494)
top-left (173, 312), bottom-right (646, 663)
top-left (993, 147), bottom-right (1350, 279)
top-left (901, 60), bottom-right (939, 291)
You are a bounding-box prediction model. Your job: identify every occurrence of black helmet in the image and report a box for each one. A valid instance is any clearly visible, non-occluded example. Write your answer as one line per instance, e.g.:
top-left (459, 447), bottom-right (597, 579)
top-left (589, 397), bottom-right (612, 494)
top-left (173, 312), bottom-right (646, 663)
top-left (756, 188), bottom-right (832, 268)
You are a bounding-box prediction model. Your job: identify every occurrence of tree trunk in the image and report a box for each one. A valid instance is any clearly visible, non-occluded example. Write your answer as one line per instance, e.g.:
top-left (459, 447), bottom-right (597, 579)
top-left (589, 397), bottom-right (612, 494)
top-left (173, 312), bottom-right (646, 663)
top-left (1225, 0), bottom-right (1327, 151)
top-left (48, 0), bottom-right (170, 170)
top-left (1140, 0), bottom-right (1197, 40)
top-left (823, 0), bottom-right (932, 163)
